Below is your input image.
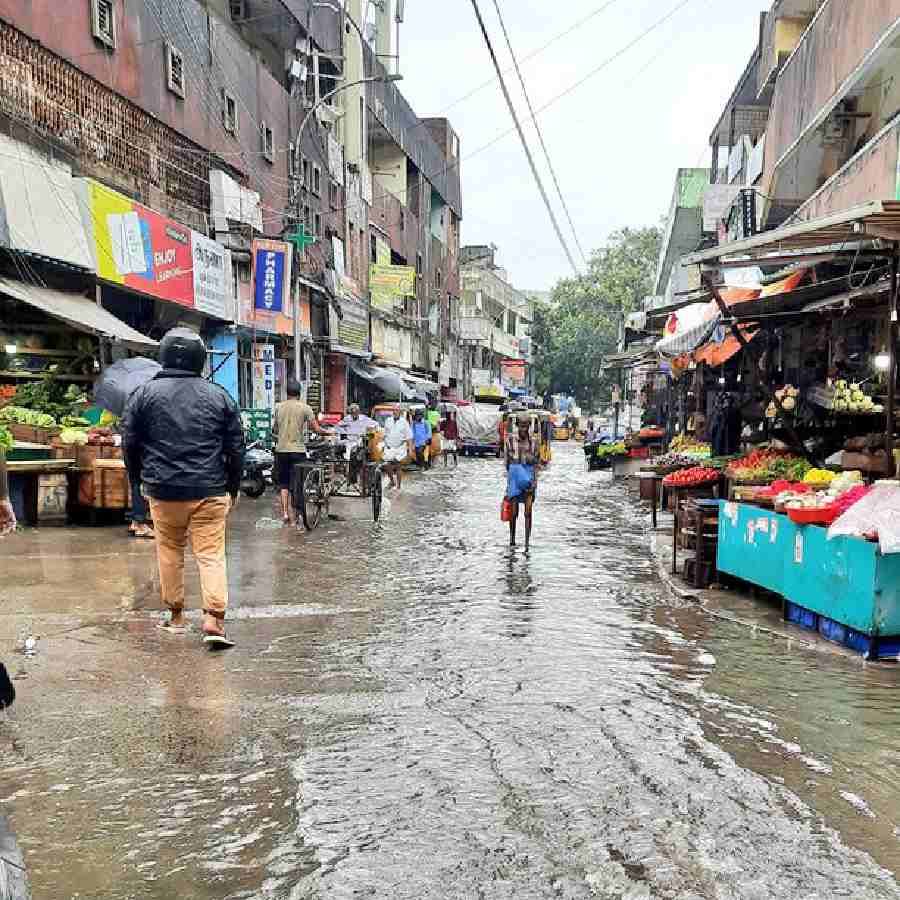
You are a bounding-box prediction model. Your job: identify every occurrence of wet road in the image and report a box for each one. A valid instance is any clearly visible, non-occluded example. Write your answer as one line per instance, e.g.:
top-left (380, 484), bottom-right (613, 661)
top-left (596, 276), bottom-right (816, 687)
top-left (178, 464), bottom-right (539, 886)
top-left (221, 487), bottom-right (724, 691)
top-left (1, 443), bottom-right (900, 898)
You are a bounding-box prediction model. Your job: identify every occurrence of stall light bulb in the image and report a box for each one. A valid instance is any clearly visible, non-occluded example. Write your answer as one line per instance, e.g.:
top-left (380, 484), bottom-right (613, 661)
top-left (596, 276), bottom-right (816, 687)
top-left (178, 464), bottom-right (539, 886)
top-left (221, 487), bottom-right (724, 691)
top-left (875, 352), bottom-right (891, 372)
top-left (3, 343), bottom-right (15, 355)
top-left (718, 377), bottom-right (726, 386)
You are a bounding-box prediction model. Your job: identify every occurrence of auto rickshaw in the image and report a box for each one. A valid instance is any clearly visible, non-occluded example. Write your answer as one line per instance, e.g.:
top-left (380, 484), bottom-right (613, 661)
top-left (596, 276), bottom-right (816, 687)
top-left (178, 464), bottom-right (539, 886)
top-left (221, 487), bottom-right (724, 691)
top-left (551, 413), bottom-right (570, 442)
top-left (504, 409), bottom-right (553, 465)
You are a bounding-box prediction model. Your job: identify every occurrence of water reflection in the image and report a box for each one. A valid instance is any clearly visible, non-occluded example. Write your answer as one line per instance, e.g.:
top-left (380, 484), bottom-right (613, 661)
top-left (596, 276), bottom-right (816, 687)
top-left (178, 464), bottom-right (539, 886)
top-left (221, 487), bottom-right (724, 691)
top-left (2, 444), bottom-right (899, 898)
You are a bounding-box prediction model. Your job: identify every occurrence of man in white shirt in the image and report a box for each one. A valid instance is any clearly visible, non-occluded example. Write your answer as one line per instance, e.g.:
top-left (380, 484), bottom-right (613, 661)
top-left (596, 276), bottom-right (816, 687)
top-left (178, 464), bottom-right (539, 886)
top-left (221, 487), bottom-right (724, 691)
top-left (382, 404), bottom-right (413, 490)
top-left (336, 403), bottom-right (378, 487)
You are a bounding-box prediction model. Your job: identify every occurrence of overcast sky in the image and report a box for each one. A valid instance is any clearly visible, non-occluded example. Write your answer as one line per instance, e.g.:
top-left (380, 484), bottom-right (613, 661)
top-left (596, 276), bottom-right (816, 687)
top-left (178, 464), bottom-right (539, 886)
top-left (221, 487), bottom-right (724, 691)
top-left (394, 0), bottom-right (768, 291)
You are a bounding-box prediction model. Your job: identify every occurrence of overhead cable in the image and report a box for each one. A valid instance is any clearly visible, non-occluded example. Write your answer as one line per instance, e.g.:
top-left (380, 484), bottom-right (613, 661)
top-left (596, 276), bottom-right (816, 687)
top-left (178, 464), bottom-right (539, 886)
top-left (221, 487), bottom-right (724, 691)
top-left (469, 0), bottom-right (580, 276)
top-left (490, 0), bottom-right (589, 268)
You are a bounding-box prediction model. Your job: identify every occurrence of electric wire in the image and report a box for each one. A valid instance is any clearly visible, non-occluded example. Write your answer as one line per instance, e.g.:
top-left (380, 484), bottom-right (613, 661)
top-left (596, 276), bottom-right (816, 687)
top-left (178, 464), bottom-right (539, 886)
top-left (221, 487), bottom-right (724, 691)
top-left (469, 0), bottom-right (580, 276)
top-left (490, 0), bottom-right (588, 267)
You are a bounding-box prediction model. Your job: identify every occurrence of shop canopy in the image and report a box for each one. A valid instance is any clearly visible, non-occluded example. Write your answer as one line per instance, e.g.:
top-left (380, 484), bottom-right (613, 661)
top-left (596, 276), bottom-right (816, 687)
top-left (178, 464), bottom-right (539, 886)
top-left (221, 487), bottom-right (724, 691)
top-left (349, 361), bottom-right (415, 399)
top-left (0, 278), bottom-right (157, 350)
top-left (682, 200), bottom-right (900, 267)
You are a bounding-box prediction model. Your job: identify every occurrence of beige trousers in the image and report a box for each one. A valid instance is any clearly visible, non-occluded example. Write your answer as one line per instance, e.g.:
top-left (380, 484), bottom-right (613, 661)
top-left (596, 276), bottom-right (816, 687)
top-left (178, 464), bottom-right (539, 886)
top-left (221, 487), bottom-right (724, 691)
top-left (148, 496), bottom-right (230, 617)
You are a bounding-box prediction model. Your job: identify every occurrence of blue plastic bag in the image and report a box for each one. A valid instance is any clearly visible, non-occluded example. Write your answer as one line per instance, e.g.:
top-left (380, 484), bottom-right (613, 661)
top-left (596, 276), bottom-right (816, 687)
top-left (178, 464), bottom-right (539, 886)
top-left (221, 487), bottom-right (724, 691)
top-left (506, 463), bottom-right (534, 500)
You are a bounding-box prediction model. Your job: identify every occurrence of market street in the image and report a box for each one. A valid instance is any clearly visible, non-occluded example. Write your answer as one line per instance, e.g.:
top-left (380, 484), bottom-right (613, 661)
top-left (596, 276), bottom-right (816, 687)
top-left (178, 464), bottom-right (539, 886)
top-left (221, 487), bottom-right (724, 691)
top-left (0, 445), bottom-right (897, 898)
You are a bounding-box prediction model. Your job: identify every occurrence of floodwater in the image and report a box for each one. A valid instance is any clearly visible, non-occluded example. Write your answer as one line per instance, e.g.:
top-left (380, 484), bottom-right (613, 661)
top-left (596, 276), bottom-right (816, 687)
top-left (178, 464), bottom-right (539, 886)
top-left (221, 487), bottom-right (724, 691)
top-left (1, 443), bottom-right (900, 898)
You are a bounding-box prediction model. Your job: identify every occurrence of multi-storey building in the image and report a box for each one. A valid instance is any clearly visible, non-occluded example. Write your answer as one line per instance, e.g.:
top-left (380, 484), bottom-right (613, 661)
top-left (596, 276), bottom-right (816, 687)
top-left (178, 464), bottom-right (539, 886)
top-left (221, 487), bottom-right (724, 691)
top-left (0, 0), bottom-right (462, 418)
top-left (705, 2), bottom-right (900, 238)
top-left (459, 245), bottom-right (533, 398)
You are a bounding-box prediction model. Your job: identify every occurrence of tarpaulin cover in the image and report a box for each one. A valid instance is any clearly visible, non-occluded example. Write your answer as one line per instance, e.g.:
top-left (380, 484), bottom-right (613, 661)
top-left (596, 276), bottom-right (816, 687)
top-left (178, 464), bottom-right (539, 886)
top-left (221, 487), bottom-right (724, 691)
top-left (0, 277), bottom-right (157, 349)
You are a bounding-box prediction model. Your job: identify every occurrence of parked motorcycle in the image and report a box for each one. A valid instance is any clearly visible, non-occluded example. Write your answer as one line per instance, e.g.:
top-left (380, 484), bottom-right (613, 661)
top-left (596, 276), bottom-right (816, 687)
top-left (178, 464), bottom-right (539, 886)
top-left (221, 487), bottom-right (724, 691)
top-left (241, 441), bottom-right (274, 498)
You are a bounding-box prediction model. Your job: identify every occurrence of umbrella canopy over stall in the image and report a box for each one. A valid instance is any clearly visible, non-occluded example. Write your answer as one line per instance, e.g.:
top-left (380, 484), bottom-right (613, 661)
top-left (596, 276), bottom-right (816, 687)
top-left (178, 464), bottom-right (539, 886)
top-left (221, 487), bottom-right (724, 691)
top-left (94, 357), bottom-right (161, 416)
top-left (349, 361), bottom-right (415, 400)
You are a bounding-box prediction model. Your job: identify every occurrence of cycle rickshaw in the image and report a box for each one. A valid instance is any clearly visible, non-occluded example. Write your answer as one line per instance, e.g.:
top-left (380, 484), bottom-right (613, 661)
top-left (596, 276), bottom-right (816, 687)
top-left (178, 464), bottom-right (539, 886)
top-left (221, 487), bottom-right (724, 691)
top-left (290, 426), bottom-right (385, 530)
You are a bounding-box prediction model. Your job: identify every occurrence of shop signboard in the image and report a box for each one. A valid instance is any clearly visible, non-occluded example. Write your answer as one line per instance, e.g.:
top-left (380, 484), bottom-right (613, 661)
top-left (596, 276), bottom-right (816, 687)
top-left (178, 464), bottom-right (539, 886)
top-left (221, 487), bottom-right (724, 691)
top-left (501, 359), bottom-right (527, 386)
top-left (471, 367), bottom-right (491, 388)
top-left (192, 233), bottom-right (230, 319)
top-left (243, 239), bottom-right (294, 336)
top-left (337, 297), bottom-right (369, 352)
top-left (240, 408), bottom-right (272, 445)
top-left (80, 178), bottom-right (231, 316)
top-left (252, 344), bottom-right (276, 412)
top-left (253, 239), bottom-right (290, 313)
top-left (370, 263), bottom-right (416, 313)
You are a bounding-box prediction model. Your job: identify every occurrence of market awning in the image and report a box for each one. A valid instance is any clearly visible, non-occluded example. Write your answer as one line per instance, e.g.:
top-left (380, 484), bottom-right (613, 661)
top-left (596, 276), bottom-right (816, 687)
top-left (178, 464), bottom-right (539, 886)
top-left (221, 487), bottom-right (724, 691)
top-left (602, 346), bottom-right (658, 371)
top-left (0, 278), bottom-right (157, 349)
top-left (349, 361), bottom-right (415, 399)
top-left (682, 200), bottom-right (900, 266)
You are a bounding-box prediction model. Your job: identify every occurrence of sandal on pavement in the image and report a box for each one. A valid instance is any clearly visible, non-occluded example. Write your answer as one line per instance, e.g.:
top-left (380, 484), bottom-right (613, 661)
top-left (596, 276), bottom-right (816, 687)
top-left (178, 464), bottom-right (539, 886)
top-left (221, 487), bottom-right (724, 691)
top-left (202, 609), bottom-right (235, 649)
top-left (157, 619), bottom-right (191, 636)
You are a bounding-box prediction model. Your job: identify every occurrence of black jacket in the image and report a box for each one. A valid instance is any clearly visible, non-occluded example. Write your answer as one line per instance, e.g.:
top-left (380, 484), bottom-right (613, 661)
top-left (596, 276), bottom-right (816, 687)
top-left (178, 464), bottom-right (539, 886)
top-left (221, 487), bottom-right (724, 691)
top-left (123, 370), bottom-right (245, 501)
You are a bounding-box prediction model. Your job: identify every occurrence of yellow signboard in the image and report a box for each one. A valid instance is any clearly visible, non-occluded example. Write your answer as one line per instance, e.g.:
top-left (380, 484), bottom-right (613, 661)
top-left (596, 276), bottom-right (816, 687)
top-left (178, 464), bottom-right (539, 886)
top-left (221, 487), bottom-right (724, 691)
top-left (370, 263), bottom-right (416, 312)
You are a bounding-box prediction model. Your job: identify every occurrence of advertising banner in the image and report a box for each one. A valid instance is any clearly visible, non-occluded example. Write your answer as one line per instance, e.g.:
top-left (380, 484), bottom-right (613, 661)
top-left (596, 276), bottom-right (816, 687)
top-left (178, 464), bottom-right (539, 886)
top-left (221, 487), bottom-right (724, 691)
top-left (81, 178), bottom-right (232, 317)
top-left (192, 233), bottom-right (230, 319)
top-left (370, 263), bottom-right (416, 312)
top-left (253, 239), bottom-right (290, 313)
top-left (501, 359), bottom-right (527, 386)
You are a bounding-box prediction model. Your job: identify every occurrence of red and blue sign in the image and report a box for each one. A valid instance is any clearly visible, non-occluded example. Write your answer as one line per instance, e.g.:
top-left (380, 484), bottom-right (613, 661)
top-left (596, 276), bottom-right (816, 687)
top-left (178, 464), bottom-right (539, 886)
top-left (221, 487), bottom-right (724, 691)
top-left (253, 240), bottom-right (290, 313)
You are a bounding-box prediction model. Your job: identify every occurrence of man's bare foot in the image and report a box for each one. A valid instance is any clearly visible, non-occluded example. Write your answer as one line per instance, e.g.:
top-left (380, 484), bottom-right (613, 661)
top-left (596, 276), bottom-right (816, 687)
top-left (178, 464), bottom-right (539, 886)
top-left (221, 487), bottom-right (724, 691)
top-left (202, 612), bottom-right (225, 637)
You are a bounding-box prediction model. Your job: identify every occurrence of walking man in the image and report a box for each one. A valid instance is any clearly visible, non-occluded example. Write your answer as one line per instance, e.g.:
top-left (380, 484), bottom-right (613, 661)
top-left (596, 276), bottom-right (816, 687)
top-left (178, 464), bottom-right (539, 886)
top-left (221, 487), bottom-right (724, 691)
top-left (441, 410), bottom-right (459, 467)
top-left (123, 328), bottom-right (244, 647)
top-left (382, 404), bottom-right (413, 490)
top-left (505, 415), bottom-right (539, 549)
top-left (274, 379), bottom-right (330, 523)
top-left (412, 409), bottom-right (432, 468)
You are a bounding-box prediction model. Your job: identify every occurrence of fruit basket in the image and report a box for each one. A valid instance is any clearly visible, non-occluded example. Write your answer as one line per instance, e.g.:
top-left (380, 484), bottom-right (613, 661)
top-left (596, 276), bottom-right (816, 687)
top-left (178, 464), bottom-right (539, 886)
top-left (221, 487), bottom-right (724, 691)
top-left (786, 505), bottom-right (839, 526)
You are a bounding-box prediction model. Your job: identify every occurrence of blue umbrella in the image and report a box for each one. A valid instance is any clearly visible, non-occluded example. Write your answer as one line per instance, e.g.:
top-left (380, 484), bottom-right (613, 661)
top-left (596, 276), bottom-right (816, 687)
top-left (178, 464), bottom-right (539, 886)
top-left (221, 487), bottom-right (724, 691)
top-left (94, 357), bottom-right (161, 416)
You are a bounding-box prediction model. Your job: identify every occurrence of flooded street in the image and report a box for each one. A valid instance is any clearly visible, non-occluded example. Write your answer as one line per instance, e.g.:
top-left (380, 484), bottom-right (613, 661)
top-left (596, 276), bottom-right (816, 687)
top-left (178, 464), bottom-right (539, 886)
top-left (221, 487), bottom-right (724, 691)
top-left (2, 443), bottom-right (900, 898)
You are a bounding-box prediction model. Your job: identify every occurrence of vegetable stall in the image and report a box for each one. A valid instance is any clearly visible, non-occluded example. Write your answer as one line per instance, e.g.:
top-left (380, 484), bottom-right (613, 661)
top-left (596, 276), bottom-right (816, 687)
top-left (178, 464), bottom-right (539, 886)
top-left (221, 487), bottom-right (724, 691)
top-left (669, 201), bottom-right (900, 658)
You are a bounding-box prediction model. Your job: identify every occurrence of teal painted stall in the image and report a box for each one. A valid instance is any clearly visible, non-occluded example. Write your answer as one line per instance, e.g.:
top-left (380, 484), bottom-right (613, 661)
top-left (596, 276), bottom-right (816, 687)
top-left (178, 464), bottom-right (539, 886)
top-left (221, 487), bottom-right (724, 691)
top-left (717, 501), bottom-right (900, 658)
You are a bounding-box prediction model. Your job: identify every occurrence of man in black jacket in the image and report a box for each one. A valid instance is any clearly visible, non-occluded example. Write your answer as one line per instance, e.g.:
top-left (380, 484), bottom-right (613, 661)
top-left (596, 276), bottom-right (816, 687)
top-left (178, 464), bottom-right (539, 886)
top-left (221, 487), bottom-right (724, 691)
top-left (123, 328), bottom-right (244, 647)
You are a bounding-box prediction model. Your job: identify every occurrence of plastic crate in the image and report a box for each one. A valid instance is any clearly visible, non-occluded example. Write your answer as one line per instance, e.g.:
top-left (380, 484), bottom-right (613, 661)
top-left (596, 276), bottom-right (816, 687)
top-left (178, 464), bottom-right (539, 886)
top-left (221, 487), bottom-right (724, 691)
top-left (785, 601), bottom-right (817, 631)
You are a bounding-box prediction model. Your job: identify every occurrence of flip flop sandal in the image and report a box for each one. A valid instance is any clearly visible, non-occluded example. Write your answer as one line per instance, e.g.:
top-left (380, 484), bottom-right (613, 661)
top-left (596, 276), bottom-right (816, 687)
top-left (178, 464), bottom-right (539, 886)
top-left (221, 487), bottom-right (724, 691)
top-left (156, 620), bottom-right (191, 635)
top-left (202, 630), bottom-right (235, 649)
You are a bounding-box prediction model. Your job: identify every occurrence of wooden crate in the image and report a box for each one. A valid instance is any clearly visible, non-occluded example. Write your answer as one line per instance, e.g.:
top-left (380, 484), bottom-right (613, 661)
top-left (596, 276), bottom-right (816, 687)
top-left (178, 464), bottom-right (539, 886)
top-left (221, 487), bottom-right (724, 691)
top-left (9, 423), bottom-right (60, 444)
top-left (74, 443), bottom-right (122, 469)
top-left (78, 460), bottom-right (130, 509)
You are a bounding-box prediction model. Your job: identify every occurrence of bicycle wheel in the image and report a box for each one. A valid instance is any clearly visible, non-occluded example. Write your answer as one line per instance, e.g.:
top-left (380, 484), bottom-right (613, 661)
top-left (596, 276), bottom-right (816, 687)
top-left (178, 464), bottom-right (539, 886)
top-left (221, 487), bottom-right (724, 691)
top-left (371, 467), bottom-right (383, 522)
top-left (300, 467), bottom-right (324, 530)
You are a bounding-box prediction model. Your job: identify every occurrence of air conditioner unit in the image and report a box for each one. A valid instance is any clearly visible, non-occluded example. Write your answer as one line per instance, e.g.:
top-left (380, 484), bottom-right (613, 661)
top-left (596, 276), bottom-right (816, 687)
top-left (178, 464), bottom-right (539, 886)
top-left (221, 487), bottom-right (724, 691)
top-left (229, 0), bottom-right (248, 21)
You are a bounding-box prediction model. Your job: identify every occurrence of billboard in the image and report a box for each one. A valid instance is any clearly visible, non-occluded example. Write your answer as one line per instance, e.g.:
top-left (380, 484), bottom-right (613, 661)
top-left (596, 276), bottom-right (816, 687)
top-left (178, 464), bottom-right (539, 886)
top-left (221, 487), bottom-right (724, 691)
top-left (80, 179), bottom-right (231, 318)
top-left (370, 263), bottom-right (416, 312)
top-left (501, 359), bottom-right (527, 386)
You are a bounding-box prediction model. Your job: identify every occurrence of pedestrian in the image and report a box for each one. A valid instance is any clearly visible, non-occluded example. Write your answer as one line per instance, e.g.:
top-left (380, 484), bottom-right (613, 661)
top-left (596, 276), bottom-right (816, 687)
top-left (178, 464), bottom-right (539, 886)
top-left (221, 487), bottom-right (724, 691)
top-left (273, 379), bottom-right (331, 523)
top-left (126, 458), bottom-right (154, 539)
top-left (441, 410), bottom-right (459, 467)
top-left (0, 450), bottom-right (15, 538)
top-left (412, 409), bottom-right (432, 468)
top-left (122, 328), bottom-right (245, 648)
top-left (505, 415), bottom-right (539, 549)
top-left (382, 403), bottom-right (413, 490)
top-left (335, 402), bottom-right (378, 488)
top-left (0, 450), bottom-right (16, 708)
